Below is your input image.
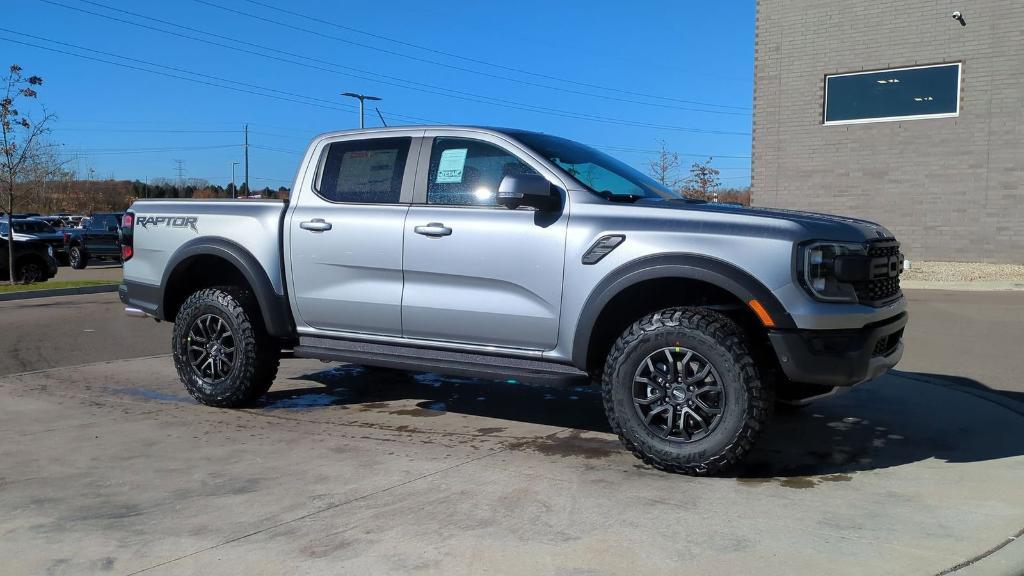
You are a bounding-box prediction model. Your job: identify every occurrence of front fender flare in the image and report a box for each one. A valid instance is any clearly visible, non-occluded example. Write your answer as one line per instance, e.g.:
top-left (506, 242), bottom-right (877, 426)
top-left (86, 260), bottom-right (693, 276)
top-left (570, 253), bottom-right (795, 369)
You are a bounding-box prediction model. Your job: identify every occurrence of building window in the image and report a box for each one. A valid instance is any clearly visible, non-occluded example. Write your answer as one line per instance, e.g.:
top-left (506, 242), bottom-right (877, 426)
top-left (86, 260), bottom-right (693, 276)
top-left (823, 63), bottom-right (961, 125)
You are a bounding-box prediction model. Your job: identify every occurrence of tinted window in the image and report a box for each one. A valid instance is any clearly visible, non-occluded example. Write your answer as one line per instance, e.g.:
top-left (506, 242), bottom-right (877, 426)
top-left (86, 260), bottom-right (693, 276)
top-left (317, 137), bottom-right (410, 203)
top-left (14, 221), bottom-right (54, 233)
top-left (824, 63), bottom-right (960, 124)
top-left (426, 138), bottom-right (538, 206)
top-left (92, 215), bottom-right (114, 230)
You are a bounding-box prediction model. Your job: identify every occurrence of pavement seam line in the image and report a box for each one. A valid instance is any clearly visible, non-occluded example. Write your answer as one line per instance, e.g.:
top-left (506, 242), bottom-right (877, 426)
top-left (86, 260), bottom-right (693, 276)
top-left (0, 354), bottom-right (172, 381)
top-left (124, 427), bottom-right (570, 575)
top-left (892, 371), bottom-right (1024, 418)
top-left (935, 527), bottom-right (1024, 575)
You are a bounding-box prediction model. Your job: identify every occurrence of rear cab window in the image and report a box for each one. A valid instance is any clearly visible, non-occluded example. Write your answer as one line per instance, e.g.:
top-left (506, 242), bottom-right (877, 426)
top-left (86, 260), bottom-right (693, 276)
top-left (317, 137), bottom-right (411, 204)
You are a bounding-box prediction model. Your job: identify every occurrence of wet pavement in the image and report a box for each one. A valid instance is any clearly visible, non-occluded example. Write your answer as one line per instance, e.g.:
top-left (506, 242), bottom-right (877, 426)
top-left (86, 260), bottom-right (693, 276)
top-left (1, 356), bottom-right (1022, 575)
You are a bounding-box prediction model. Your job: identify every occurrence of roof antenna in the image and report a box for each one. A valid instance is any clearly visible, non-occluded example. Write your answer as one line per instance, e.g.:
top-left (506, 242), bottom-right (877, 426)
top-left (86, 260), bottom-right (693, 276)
top-left (375, 107), bottom-right (388, 127)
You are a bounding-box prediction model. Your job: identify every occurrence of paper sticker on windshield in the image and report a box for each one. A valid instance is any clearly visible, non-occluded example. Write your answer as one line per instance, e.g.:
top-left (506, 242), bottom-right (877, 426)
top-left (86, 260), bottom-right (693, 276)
top-left (436, 148), bottom-right (468, 183)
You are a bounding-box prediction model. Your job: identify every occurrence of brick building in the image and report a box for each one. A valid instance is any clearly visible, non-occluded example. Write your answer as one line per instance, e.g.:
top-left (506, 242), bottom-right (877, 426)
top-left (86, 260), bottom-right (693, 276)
top-left (752, 1), bottom-right (1024, 263)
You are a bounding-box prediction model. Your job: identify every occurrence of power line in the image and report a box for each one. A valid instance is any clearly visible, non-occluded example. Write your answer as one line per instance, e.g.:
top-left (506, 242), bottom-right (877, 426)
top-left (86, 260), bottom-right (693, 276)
top-left (0, 34), bottom-right (351, 113)
top-left (209, 0), bottom-right (751, 112)
top-left (38, 1), bottom-right (749, 134)
top-left (0, 31), bottom-right (433, 127)
top-left (57, 144), bottom-right (240, 155)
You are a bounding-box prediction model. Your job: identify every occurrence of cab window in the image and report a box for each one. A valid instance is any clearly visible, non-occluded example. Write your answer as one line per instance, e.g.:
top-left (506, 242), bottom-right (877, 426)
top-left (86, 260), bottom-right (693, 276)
top-left (317, 137), bottom-right (411, 204)
top-left (426, 138), bottom-right (538, 206)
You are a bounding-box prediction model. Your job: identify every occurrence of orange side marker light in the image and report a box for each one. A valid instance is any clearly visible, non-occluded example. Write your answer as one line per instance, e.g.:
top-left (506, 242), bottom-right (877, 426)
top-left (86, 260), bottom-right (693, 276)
top-left (748, 299), bottom-right (775, 328)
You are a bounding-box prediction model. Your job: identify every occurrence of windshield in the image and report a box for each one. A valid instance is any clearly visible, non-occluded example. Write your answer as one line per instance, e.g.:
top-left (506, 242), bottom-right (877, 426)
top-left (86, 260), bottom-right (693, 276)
top-left (511, 132), bottom-right (680, 201)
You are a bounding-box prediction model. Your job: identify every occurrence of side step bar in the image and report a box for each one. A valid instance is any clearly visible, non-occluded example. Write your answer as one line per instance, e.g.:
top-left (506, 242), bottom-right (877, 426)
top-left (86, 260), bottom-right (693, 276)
top-left (293, 337), bottom-right (590, 386)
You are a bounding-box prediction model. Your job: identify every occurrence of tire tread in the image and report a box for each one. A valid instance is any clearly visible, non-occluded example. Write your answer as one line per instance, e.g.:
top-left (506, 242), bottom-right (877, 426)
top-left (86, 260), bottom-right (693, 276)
top-left (601, 307), bottom-right (772, 476)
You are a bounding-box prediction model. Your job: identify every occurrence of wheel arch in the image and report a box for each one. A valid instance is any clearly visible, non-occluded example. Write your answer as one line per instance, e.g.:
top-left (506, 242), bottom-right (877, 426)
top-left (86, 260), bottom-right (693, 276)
top-left (161, 237), bottom-right (294, 339)
top-left (571, 253), bottom-right (794, 373)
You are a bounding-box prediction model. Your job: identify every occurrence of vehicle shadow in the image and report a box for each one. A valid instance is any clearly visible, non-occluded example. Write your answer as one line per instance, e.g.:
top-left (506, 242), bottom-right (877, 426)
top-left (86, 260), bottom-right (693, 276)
top-left (260, 365), bottom-right (1024, 479)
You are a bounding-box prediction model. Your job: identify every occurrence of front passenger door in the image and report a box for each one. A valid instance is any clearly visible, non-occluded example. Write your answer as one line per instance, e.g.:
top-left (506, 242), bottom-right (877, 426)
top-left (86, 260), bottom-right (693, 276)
top-left (401, 135), bottom-right (569, 350)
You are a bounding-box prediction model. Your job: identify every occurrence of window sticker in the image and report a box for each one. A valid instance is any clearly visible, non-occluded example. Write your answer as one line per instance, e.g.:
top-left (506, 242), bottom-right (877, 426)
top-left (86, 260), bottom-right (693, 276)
top-left (436, 148), bottom-right (468, 183)
top-left (337, 149), bottom-right (398, 193)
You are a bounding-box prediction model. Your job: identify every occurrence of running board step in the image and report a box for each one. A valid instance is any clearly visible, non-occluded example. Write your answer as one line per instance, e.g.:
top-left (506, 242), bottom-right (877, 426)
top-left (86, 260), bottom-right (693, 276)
top-left (293, 337), bottom-right (589, 386)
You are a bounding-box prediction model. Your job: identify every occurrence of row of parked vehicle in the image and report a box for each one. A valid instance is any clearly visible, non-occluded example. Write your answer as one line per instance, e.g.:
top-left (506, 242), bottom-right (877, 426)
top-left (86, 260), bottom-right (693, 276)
top-left (0, 212), bottom-right (124, 283)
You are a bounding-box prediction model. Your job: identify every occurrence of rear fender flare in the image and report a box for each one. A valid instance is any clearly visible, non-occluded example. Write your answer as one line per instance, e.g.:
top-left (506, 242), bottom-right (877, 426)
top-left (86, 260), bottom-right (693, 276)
top-left (162, 237), bottom-right (294, 338)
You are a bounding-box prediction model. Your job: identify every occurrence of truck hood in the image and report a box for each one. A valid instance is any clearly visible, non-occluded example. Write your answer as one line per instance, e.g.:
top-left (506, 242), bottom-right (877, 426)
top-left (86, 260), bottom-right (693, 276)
top-left (638, 199), bottom-right (895, 242)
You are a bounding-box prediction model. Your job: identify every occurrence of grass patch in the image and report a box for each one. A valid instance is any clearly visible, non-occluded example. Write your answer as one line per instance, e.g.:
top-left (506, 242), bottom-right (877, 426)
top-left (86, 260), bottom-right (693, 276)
top-left (0, 280), bottom-right (117, 294)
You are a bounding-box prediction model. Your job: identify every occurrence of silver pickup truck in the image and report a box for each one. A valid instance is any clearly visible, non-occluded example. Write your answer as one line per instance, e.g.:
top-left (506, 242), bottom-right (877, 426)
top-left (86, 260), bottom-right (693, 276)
top-left (120, 126), bottom-right (907, 475)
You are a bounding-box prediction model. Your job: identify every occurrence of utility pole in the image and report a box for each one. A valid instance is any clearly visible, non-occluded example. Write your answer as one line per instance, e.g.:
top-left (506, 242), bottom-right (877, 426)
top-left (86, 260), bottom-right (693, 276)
top-left (231, 161), bottom-right (239, 199)
top-left (243, 124), bottom-right (249, 198)
top-left (341, 92), bottom-right (382, 128)
top-left (174, 159), bottom-right (185, 188)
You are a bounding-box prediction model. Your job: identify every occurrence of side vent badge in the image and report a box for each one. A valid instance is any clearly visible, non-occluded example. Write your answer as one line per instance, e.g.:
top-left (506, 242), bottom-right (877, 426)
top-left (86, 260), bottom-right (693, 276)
top-left (582, 235), bottom-right (625, 265)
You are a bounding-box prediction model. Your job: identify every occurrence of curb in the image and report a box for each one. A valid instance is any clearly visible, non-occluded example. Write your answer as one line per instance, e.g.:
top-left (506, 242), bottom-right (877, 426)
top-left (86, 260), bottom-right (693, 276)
top-left (0, 283), bottom-right (118, 302)
top-left (901, 280), bottom-right (1024, 292)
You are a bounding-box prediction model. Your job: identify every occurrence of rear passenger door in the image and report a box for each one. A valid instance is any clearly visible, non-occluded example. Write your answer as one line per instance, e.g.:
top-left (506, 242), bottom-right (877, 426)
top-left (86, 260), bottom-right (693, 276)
top-left (288, 134), bottom-right (421, 336)
top-left (401, 132), bottom-right (569, 350)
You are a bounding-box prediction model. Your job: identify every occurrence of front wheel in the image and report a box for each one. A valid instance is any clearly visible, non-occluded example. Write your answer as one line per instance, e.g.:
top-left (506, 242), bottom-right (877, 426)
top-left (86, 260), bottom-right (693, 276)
top-left (69, 246), bottom-right (88, 269)
top-left (172, 286), bottom-right (280, 407)
top-left (15, 260), bottom-right (44, 284)
top-left (602, 307), bottom-right (772, 476)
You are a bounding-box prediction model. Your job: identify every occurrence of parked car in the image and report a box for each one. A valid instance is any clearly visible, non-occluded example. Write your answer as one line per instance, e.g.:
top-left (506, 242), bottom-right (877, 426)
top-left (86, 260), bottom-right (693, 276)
top-left (0, 236), bottom-right (58, 283)
top-left (63, 212), bottom-right (125, 269)
top-left (0, 218), bottom-right (68, 264)
top-left (35, 216), bottom-right (68, 230)
top-left (119, 126), bottom-right (906, 476)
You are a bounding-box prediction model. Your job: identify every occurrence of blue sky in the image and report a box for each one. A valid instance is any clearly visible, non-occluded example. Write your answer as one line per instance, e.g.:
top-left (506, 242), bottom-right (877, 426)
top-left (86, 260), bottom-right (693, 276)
top-left (3, 1), bottom-right (754, 189)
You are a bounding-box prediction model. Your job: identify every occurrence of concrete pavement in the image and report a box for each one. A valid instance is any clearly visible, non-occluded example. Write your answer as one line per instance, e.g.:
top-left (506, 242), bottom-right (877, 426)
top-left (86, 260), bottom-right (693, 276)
top-left (2, 289), bottom-right (1024, 574)
top-left (0, 292), bottom-right (169, 376)
top-left (1, 354), bottom-right (1023, 575)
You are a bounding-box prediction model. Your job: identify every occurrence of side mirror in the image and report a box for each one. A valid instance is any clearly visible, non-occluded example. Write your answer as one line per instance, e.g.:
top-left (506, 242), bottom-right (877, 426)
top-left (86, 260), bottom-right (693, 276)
top-left (496, 174), bottom-right (555, 210)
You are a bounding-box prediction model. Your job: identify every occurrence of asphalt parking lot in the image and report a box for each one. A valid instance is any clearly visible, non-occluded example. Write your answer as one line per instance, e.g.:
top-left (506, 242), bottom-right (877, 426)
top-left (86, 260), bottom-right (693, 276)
top-left (1, 290), bottom-right (1023, 575)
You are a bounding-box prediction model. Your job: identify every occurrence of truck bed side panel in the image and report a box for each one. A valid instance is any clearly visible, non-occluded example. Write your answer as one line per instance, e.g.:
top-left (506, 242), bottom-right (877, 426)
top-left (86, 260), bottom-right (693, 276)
top-left (124, 200), bottom-right (287, 295)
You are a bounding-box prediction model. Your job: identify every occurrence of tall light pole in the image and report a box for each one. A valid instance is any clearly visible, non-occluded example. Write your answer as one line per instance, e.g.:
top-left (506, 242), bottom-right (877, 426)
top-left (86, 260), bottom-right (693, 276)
top-left (340, 92), bottom-right (382, 129)
top-left (231, 162), bottom-right (239, 199)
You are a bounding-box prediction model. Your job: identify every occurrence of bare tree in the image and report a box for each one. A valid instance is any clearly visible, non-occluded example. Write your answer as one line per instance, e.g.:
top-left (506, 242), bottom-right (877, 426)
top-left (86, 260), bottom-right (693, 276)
top-left (646, 140), bottom-right (684, 191)
top-left (683, 157), bottom-right (721, 202)
top-left (2, 64), bottom-right (55, 284)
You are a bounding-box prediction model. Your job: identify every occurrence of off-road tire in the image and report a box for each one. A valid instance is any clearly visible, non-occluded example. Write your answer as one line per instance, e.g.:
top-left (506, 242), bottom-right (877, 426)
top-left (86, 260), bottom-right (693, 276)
top-left (601, 307), bottom-right (772, 476)
top-left (172, 286), bottom-right (280, 407)
top-left (69, 246), bottom-right (88, 269)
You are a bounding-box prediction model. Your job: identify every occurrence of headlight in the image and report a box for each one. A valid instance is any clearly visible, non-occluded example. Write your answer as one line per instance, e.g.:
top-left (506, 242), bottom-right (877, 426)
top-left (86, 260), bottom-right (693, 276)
top-left (47, 245), bottom-right (54, 257)
top-left (800, 241), bottom-right (866, 303)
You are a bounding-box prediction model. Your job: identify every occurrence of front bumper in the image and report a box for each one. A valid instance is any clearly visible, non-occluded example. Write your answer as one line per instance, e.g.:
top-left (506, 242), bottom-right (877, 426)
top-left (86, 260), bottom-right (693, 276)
top-left (768, 312), bottom-right (907, 387)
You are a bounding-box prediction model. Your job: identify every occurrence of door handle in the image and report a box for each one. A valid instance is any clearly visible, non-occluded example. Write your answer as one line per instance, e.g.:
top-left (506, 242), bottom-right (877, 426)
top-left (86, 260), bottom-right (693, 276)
top-left (300, 218), bottom-right (332, 232)
top-left (414, 222), bottom-right (452, 237)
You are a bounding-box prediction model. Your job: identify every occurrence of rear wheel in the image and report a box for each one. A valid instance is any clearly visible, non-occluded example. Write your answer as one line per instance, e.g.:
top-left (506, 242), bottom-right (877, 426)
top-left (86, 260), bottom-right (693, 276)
top-left (602, 307), bottom-right (772, 476)
top-left (172, 286), bottom-right (280, 407)
top-left (69, 246), bottom-right (88, 269)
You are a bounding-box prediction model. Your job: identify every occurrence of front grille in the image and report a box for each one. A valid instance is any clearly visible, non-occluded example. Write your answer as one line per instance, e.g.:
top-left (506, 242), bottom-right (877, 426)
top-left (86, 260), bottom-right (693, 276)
top-left (872, 328), bottom-right (904, 357)
top-left (853, 239), bottom-right (903, 306)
